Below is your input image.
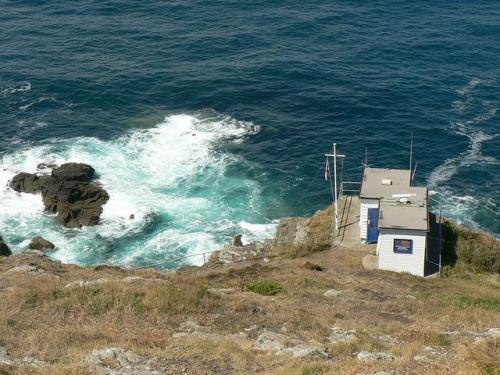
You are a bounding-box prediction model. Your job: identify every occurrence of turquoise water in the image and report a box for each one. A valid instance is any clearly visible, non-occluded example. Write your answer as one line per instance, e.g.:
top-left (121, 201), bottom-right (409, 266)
top-left (0, 1), bottom-right (498, 268)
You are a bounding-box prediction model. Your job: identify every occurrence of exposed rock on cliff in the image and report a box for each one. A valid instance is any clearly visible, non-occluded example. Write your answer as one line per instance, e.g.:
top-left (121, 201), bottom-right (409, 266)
top-left (210, 206), bottom-right (333, 265)
top-left (9, 163), bottom-right (109, 228)
top-left (0, 236), bottom-right (12, 257)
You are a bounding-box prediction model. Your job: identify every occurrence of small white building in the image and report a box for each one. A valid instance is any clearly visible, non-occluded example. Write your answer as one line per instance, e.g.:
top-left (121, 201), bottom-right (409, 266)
top-left (359, 167), bottom-right (429, 277)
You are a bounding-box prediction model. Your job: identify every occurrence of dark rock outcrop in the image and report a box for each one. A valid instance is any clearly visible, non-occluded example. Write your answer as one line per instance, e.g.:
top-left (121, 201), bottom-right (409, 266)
top-left (0, 236), bottom-right (12, 257)
top-left (9, 163), bottom-right (109, 228)
top-left (232, 234), bottom-right (243, 247)
top-left (51, 163), bottom-right (95, 182)
top-left (28, 236), bottom-right (55, 252)
top-left (10, 172), bottom-right (43, 194)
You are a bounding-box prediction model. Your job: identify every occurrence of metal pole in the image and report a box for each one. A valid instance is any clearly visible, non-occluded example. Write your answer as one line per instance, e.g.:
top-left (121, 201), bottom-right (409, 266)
top-left (438, 205), bottom-right (442, 274)
top-left (409, 130), bottom-right (414, 185)
top-left (333, 143), bottom-right (339, 230)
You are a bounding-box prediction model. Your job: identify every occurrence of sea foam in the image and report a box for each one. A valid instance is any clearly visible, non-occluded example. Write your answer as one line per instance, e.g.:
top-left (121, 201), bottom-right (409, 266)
top-left (0, 112), bottom-right (274, 269)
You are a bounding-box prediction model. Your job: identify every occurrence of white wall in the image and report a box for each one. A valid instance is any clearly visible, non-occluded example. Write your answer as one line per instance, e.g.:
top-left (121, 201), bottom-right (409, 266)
top-left (377, 229), bottom-right (427, 277)
top-left (360, 198), bottom-right (379, 241)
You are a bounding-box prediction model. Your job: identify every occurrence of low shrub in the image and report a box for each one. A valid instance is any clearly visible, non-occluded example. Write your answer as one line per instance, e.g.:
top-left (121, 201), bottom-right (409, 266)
top-left (247, 280), bottom-right (283, 296)
top-left (450, 294), bottom-right (500, 311)
top-left (442, 220), bottom-right (499, 274)
top-left (301, 362), bottom-right (330, 375)
top-left (304, 262), bottom-right (325, 271)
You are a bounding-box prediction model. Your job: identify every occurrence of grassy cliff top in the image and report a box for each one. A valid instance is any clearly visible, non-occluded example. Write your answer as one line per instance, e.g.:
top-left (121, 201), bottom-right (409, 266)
top-left (0, 204), bottom-right (498, 374)
top-left (0, 252), bottom-right (498, 373)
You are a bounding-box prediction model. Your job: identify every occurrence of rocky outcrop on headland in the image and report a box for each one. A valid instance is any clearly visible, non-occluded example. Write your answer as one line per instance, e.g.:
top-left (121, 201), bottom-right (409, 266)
top-left (209, 206), bottom-right (333, 265)
top-left (0, 236), bottom-right (12, 257)
top-left (9, 163), bottom-right (109, 228)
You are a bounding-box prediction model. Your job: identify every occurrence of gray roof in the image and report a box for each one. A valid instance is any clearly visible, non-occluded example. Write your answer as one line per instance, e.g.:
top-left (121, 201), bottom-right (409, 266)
top-left (378, 196), bottom-right (428, 231)
top-left (361, 167), bottom-right (428, 231)
top-left (360, 168), bottom-right (412, 199)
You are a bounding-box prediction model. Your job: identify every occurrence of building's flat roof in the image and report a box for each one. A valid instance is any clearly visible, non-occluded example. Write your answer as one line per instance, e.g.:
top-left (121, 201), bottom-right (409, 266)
top-left (360, 168), bottom-right (412, 200)
top-left (361, 167), bottom-right (428, 231)
top-left (379, 198), bottom-right (428, 231)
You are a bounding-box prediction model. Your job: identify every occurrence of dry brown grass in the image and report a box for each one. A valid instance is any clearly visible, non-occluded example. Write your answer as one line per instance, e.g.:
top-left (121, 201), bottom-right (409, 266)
top-left (0, 237), bottom-right (499, 374)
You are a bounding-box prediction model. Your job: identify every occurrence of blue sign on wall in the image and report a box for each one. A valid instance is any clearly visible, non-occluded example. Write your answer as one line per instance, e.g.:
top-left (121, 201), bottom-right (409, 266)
top-left (393, 239), bottom-right (413, 254)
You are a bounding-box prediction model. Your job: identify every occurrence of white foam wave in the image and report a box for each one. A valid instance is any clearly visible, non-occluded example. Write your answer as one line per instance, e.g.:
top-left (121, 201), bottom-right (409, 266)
top-left (1, 82), bottom-right (32, 96)
top-left (452, 78), bottom-right (482, 112)
top-left (428, 79), bottom-right (499, 234)
top-left (429, 81), bottom-right (499, 189)
top-left (238, 221), bottom-right (278, 244)
top-left (0, 112), bottom-right (268, 268)
top-left (456, 78), bottom-right (481, 97)
top-left (18, 96), bottom-right (59, 111)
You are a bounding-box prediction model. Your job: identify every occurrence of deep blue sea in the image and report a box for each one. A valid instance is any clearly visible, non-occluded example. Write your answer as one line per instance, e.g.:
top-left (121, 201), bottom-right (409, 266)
top-left (1, 1), bottom-right (498, 268)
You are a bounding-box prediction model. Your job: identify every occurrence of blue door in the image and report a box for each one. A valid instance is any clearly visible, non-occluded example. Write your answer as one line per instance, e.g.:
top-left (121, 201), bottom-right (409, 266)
top-left (367, 208), bottom-right (379, 243)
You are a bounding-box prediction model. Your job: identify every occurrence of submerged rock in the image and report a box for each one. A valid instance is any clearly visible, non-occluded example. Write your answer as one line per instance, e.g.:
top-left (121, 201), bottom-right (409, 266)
top-left (28, 236), bottom-right (55, 252)
top-left (10, 163), bottom-right (109, 228)
top-left (0, 236), bottom-right (12, 257)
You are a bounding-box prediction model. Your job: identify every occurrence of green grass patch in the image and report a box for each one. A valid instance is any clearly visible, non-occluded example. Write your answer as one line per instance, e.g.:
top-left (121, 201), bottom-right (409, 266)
top-left (247, 280), bottom-right (283, 296)
top-left (301, 362), bottom-right (330, 375)
top-left (446, 294), bottom-right (499, 311)
top-left (304, 262), bottom-right (325, 271)
top-left (454, 295), bottom-right (499, 310)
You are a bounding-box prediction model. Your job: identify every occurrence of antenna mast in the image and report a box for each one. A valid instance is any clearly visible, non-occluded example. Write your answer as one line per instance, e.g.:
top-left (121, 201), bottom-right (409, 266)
top-left (409, 130), bottom-right (414, 185)
top-left (325, 143), bottom-right (346, 231)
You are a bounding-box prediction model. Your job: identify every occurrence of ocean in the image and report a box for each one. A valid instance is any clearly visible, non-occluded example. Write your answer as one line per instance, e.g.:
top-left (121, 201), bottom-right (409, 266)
top-left (1, 1), bottom-right (498, 268)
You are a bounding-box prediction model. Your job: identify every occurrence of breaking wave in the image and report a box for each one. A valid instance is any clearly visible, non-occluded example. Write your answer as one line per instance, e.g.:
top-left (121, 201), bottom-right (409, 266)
top-left (1, 82), bottom-right (32, 97)
top-left (0, 111), bottom-right (276, 268)
top-left (428, 79), bottom-right (499, 232)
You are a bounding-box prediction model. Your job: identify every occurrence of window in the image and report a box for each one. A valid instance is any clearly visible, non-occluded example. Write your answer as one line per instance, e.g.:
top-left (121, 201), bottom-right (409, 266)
top-left (393, 239), bottom-right (413, 254)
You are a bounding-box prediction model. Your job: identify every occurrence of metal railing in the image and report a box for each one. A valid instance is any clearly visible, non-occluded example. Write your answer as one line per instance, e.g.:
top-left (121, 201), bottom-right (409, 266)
top-left (340, 181), bottom-right (361, 196)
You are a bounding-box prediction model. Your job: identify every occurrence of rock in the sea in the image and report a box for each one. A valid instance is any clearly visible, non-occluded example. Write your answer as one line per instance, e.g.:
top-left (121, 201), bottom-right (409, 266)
top-left (10, 172), bottom-right (43, 194)
top-left (51, 163), bottom-right (95, 181)
top-left (28, 236), bottom-right (55, 251)
top-left (233, 234), bottom-right (243, 247)
top-left (42, 179), bottom-right (109, 228)
top-left (0, 236), bottom-right (12, 257)
top-left (10, 163), bottom-right (109, 228)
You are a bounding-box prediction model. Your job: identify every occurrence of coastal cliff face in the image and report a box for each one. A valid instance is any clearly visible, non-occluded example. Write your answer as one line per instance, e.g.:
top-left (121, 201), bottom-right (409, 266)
top-left (209, 205), bottom-right (335, 265)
